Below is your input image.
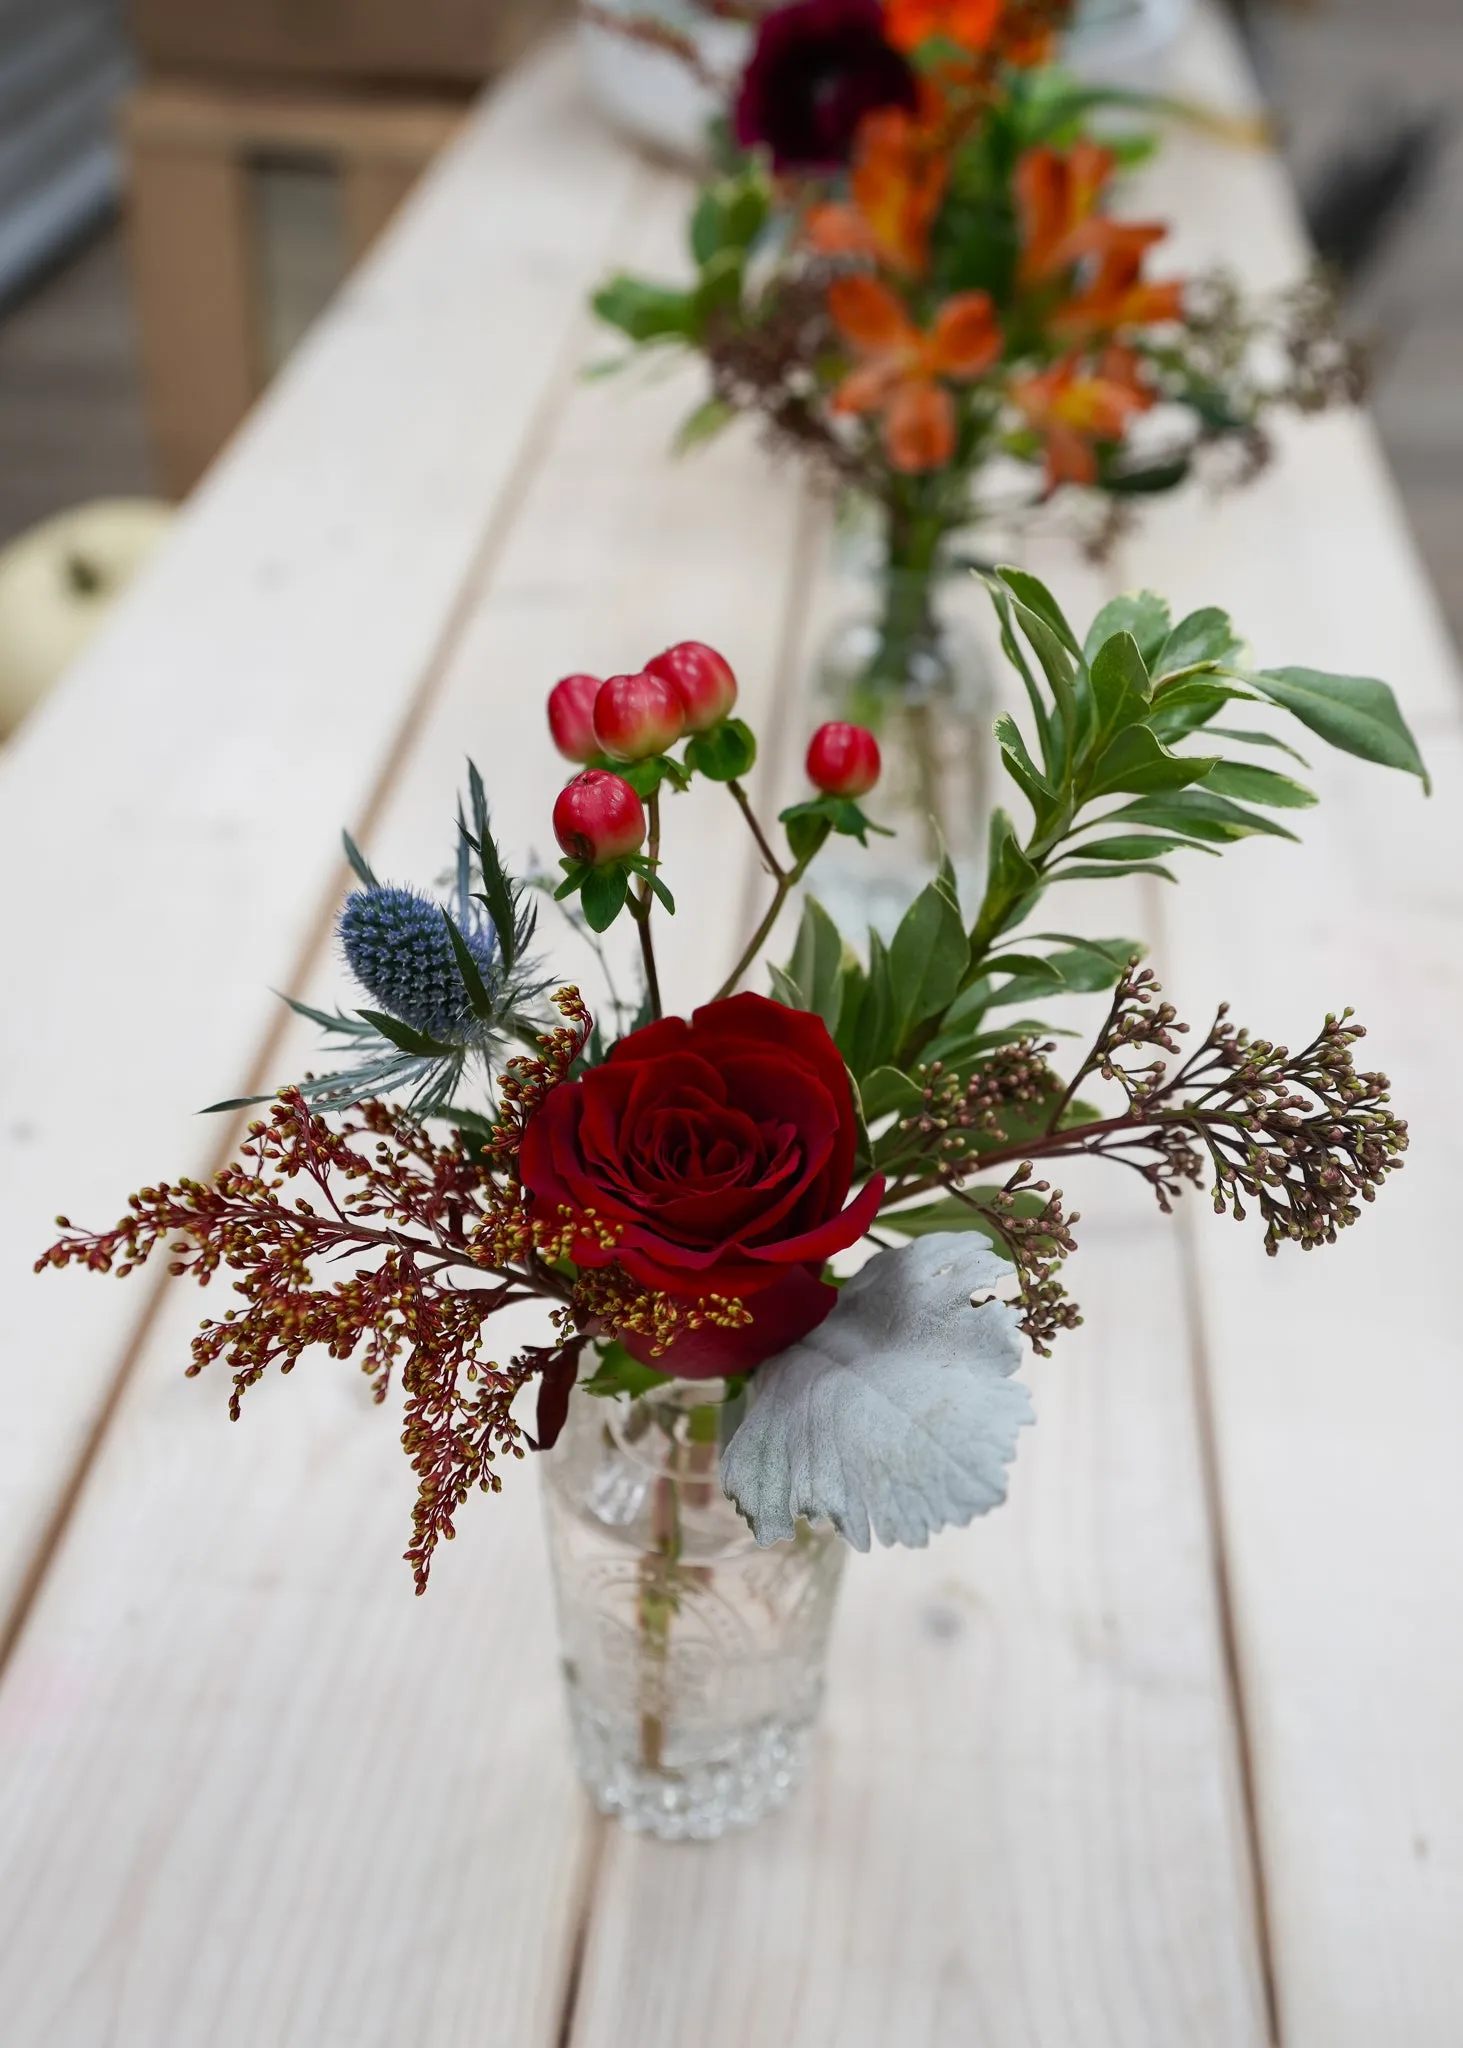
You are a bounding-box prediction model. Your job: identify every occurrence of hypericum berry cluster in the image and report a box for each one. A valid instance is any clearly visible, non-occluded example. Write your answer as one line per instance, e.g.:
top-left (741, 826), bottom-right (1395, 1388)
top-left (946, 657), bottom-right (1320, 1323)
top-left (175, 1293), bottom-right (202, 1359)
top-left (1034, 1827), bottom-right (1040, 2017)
top-left (547, 641), bottom-right (741, 866)
top-left (546, 645), bottom-right (883, 872)
top-left (543, 641), bottom-right (884, 945)
top-left (548, 643), bottom-right (736, 767)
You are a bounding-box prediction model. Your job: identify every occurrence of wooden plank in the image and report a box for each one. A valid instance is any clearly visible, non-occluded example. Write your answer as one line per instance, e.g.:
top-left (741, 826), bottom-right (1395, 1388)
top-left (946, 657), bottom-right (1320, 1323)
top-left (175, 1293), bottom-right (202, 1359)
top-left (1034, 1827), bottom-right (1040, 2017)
top-left (0, 190), bottom-right (823, 2039)
top-left (1114, 11), bottom-right (1463, 2040)
top-left (1124, 6), bottom-right (1460, 732)
top-left (0, 1297), bottom-right (594, 2047)
top-left (0, 38), bottom-right (646, 1636)
top-left (1142, 742), bottom-right (1463, 2048)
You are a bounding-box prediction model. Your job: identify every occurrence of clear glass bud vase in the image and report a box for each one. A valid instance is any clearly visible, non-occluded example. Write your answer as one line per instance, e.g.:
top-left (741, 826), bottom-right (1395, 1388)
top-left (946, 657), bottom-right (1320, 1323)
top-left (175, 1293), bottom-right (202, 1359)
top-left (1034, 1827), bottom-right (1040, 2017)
top-left (542, 1380), bottom-right (845, 1840)
top-left (813, 558), bottom-right (997, 934)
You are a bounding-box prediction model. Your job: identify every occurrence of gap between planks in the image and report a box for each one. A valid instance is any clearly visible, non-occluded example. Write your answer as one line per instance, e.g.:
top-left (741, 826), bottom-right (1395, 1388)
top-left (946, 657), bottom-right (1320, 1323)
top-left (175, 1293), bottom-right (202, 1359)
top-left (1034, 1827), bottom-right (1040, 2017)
top-left (1175, 1198), bottom-right (1283, 2048)
top-left (1145, 878), bottom-right (1285, 2048)
top-left (554, 1815), bottom-right (610, 2048)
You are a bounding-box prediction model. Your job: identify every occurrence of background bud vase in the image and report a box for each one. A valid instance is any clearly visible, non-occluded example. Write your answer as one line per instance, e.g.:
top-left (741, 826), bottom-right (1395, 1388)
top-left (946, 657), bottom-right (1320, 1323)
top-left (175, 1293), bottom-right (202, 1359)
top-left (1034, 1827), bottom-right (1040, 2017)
top-left (542, 1379), bottom-right (846, 1839)
top-left (592, 0), bottom-right (1365, 894)
top-left (812, 514), bottom-right (996, 927)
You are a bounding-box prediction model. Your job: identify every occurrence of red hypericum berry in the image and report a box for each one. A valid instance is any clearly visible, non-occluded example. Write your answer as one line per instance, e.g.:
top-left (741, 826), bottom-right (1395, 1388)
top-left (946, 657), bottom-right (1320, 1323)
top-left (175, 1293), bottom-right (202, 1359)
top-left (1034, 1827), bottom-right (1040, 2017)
top-left (645, 641), bottom-right (738, 732)
top-left (553, 770), bottom-right (646, 866)
top-left (807, 721), bottom-right (881, 798)
top-left (547, 673), bottom-right (602, 764)
top-left (592, 671), bottom-right (686, 761)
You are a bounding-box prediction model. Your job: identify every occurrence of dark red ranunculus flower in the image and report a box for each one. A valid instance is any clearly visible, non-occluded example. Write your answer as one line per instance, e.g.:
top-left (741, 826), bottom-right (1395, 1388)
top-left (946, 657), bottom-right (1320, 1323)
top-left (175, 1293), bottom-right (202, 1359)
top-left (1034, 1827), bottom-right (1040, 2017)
top-left (520, 992), bottom-right (883, 1377)
top-left (734, 0), bottom-right (918, 173)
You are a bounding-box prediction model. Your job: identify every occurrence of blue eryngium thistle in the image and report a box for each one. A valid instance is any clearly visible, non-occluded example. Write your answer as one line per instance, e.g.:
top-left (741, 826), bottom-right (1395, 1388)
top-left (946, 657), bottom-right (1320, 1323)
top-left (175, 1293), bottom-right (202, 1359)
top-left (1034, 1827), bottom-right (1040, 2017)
top-left (234, 764), bottom-right (545, 1120)
top-left (340, 885), bottom-right (500, 1044)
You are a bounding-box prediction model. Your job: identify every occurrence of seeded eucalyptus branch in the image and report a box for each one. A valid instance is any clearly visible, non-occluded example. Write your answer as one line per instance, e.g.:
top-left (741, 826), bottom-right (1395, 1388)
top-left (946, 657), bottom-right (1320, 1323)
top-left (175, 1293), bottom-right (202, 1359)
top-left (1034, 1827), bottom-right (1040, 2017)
top-left (875, 966), bottom-right (1408, 1350)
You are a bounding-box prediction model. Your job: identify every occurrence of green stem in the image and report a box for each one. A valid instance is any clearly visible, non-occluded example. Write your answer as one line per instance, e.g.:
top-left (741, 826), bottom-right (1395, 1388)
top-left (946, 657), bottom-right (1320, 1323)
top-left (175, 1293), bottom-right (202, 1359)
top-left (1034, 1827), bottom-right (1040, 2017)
top-left (957, 789), bottom-right (1117, 1017)
top-left (632, 790), bottom-right (663, 1021)
top-left (638, 1469), bottom-right (679, 1772)
top-left (857, 501), bottom-right (947, 710)
top-left (883, 1103), bottom-right (1259, 1207)
top-left (634, 1396), bottom-right (717, 1773)
top-left (712, 849), bottom-right (815, 1002)
top-left (727, 777), bottom-right (785, 880)
top-left (903, 699), bottom-right (944, 866)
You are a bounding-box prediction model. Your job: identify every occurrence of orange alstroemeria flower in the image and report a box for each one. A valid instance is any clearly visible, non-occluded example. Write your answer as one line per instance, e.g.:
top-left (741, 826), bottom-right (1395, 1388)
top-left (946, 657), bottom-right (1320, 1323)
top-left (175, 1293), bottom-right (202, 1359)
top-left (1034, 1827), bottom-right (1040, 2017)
top-left (805, 95), bottom-right (950, 275)
top-left (829, 273), bottom-right (1002, 472)
top-left (994, 0), bottom-right (1073, 64)
top-left (1016, 143), bottom-right (1185, 343)
top-left (1015, 141), bottom-right (1116, 284)
top-left (885, 0), bottom-right (1000, 56)
top-left (1048, 223), bottom-right (1186, 342)
top-left (805, 202), bottom-right (877, 260)
top-left (884, 0), bottom-right (1068, 62)
top-left (1009, 344), bottom-right (1156, 486)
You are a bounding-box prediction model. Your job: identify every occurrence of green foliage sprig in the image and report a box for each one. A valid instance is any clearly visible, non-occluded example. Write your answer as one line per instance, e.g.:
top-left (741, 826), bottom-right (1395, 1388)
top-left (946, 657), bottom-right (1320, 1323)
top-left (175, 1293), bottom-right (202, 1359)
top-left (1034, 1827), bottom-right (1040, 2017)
top-left (765, 568), bottom-right (1422, 1342)
top-left (775, 568), bottom-right (1424, 1101)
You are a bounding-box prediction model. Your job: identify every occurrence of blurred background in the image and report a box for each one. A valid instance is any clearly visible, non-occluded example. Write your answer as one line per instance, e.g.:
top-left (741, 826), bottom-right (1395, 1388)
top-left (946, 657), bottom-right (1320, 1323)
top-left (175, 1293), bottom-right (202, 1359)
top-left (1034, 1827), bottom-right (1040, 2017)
top-left (0, 0), bottom-right (1457, 734)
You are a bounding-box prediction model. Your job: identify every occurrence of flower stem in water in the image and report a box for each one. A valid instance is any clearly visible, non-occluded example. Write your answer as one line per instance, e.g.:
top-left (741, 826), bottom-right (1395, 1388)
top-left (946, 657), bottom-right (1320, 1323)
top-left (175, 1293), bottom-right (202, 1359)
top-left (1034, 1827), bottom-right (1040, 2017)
top-left (638, 1469), bottom-right (680, 1771)
top-left (635, 1398), bottom-right (720, 1772)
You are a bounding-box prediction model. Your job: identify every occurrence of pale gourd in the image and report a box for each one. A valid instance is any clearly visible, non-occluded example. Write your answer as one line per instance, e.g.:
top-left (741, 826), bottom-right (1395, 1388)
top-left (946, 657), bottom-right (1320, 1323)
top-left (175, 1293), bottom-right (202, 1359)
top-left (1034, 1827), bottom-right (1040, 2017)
top-left (0, 498), bottom-right (174, 739)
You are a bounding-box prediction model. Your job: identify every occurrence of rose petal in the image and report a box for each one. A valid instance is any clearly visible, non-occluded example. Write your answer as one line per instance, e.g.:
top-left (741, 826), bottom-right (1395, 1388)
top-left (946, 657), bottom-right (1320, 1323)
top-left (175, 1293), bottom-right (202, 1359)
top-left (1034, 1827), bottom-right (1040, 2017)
top-left (518, 992), bottom-right (879, 1363)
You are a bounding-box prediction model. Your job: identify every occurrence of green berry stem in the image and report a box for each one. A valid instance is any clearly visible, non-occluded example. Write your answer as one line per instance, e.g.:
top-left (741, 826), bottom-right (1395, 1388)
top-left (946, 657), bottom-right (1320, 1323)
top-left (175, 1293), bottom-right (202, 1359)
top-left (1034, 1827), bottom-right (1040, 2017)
top-left (631, 789), bottom-right (664, 1021)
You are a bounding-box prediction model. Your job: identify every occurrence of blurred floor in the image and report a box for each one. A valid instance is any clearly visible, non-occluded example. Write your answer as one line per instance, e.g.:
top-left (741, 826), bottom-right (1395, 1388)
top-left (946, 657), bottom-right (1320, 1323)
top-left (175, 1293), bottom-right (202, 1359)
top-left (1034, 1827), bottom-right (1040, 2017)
top-left (0, 228), bottom-right (152, 545)
top-left (0, 1), bottom-right (1459, 653)
top-left (1248, 0), bottom-right (1463, 649)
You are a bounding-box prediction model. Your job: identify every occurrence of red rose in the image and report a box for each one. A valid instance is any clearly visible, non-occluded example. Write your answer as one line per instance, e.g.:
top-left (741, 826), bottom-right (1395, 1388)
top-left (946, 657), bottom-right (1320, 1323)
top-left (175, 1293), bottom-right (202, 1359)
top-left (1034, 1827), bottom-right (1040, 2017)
top-left (520, 992), bottom-right (883, 1377)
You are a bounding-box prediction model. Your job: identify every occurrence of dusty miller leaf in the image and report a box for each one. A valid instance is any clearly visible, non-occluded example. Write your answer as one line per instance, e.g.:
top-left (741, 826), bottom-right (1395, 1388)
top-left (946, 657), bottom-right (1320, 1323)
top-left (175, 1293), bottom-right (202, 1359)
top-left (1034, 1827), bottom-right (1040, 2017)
top-left (720, 1235), bottom-right (1031, 1550)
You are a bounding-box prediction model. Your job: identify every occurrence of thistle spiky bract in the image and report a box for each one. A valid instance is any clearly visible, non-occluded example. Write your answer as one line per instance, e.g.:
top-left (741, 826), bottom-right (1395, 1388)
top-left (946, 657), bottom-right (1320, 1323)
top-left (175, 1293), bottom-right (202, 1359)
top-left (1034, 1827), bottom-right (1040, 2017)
top-left (229, 765), bottom-right (548, 1119)
top-left (340, 886), bottom-right (501, 1043)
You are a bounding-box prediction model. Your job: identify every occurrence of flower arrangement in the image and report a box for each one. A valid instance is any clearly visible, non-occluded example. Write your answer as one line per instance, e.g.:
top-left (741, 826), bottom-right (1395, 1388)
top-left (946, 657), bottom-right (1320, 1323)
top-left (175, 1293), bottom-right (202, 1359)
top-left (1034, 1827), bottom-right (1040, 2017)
top-left (39, 566), bottom-right (1424, 1832)
top-left (591, 0), bottom-right (1359, 711)
top-left (42, 569), bottom-right (1424, 1587)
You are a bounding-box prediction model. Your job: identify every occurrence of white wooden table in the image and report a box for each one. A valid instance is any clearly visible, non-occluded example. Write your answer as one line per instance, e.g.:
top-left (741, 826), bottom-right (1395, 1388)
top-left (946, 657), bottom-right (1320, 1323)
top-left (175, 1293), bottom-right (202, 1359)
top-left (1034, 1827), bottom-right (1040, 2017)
top-left (0, 12), bottom-right (1458, 2042)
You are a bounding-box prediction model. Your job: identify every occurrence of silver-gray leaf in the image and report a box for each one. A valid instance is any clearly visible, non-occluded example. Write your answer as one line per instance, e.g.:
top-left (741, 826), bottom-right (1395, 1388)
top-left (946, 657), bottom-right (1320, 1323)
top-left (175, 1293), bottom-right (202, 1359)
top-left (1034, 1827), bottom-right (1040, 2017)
top-left (720, 1234), bottom-right (1032, 1551)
